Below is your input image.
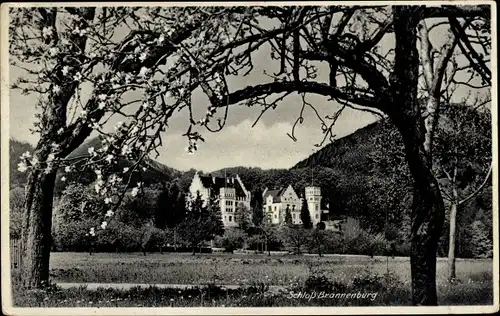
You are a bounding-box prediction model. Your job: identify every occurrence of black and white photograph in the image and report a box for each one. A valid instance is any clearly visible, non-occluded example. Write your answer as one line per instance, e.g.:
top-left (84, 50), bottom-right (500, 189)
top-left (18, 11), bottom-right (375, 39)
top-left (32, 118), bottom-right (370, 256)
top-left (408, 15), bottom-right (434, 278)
top-left (1, 1), bottom-right (498, 314)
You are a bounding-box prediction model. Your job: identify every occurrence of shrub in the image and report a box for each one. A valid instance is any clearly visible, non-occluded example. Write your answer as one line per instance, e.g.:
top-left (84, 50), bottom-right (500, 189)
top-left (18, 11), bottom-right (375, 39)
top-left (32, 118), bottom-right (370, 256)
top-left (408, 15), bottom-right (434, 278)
top-left (350, 271), bottom-right (402, 292)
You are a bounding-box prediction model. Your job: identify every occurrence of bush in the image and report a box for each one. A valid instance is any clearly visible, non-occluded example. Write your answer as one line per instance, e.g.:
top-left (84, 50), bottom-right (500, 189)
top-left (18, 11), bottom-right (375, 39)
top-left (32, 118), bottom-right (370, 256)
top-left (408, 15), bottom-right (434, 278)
top-left (214, 229), bottom-right (245, 253)
top-left (350, 271), bottom-right (402, 292)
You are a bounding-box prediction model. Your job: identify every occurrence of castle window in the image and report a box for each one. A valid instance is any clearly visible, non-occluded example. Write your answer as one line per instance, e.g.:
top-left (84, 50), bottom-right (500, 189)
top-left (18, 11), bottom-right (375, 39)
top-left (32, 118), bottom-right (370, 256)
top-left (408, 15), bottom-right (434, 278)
top-left (316, 205), bottom-right (319, 211)
top-left (229, 216), bottom-right (232, 222)
top-left (315, 214), bottom-right (319, 219)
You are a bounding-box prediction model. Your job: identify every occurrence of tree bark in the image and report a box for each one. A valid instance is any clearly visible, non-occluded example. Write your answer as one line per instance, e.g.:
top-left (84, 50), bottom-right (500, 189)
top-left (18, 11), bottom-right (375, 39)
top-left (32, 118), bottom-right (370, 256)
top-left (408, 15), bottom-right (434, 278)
top-left (21, 166), bottom-right (58, 288)
top-left (391, 6), bottom-right (446, 306)
top-left (447, 199), bottom-right (458, 281)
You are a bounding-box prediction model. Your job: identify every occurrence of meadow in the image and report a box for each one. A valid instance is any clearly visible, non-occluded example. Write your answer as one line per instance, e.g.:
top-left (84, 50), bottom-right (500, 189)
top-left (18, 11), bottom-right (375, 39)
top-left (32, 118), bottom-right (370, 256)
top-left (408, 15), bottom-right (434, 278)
top-left (10, 252), bottom-right (494, 307)
top-left (43, 252), bottom-right (492, 286)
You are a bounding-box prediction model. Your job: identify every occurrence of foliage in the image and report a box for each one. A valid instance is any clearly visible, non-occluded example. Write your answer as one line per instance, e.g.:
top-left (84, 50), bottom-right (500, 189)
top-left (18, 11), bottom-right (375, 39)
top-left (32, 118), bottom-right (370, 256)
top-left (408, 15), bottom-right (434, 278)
top-left (177, 193), bottom-right (224, 253)
top-left (280, 226), bottom-right (310, 255)
top-left (250, 188), bottom-right (264, 227)
top-left (235, 202), bottom-right (251, 232)
top-left (214, 228), bottom-right (246, 252)
top-left (284, 206), bottom-right (293, 226)
top-left (10, 187), bottom-right (25, 239)
top-left (300, 197), bottom-right (313, 229)
top-left (469, 221), bottom-right (493, 258)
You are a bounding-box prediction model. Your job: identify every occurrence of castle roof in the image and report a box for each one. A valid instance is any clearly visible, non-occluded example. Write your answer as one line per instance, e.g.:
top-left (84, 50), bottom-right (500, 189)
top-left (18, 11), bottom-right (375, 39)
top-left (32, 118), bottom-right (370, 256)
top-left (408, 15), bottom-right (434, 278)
top-left (263, 188), bottom-right (286, 203)
top-left (198, 174), bottom-right (247, 198)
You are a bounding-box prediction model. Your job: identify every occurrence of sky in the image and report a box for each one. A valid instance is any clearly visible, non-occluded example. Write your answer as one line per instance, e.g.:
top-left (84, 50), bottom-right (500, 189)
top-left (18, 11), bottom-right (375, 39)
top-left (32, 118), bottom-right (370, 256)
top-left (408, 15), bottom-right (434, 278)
top-left (8, 6), bottom-right (488, 173)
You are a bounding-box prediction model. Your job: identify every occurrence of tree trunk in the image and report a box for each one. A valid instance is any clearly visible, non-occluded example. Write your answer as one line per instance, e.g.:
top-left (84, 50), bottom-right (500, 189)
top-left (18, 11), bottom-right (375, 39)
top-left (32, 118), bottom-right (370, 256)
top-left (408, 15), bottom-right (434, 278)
top-left (21, 168), bottom-right (58, 289)
top-left (447, 193), bottom-right (458, 281)
top-left (391, 7), bottom-right (446, 306)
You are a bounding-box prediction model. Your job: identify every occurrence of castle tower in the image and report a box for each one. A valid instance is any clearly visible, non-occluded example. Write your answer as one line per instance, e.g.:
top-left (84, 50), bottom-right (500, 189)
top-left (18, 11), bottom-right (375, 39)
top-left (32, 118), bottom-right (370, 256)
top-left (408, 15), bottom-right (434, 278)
top-left (304, 186), bottom-right (322, 225)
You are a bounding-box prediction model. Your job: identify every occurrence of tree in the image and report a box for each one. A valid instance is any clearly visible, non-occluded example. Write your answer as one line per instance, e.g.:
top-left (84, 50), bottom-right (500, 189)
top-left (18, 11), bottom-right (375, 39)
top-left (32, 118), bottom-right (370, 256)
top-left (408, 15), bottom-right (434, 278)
top-left (282, 226), bottom-right (310, 255)
top-left (308, 227), bottom-right (329, 256)
top-left (284, 205), bottom-right (293, 226)
top-left (217, 228), bottom-right (245, 253)
top-left (251, 188), bottom-right (264, 227)
top-left (235, 202), bottom-right (251, 232)
top-left (9, 5), bottom-right (491, 304)
top-left (469, 220), bottom-right (493, 259)
top-left (177, 192), bottom-right (224, 254)
top-left (433, 104), bottom-right (492, 280)
top-left (10, 6), bottom-right (249, 288)
top-left (300, 197), bottom-right (313, 229)
top-left (258, 212), bottom-right (277, 256)
top-left (10, 187), bottom-right (26, 240)
top-left (155, 181), bottom-right (186, 229)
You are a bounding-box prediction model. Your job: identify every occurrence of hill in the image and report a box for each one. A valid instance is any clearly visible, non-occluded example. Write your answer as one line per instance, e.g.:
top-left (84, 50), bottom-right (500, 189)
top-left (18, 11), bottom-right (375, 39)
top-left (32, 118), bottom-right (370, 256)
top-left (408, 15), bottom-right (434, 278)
top-left (52, 136), bottom-right (183, 195)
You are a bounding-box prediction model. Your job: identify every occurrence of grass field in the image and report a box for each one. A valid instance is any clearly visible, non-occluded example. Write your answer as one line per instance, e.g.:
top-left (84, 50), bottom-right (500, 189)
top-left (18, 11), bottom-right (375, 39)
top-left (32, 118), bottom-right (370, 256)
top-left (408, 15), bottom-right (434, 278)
top-left (44, 252), bottom-right (492, 286)
top-left (10, 252), bottom-right (494, 307)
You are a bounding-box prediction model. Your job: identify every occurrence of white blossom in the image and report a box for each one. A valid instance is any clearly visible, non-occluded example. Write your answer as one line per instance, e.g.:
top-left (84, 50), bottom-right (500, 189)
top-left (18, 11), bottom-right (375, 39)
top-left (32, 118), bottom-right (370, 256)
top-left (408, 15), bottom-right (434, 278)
top-left (105, 154), bottom-right (114, 164)
top-left (31, 156), bottom-right (39, 166)
top-left (142, 101), bottom-right (149, 109)
top-left (62, 66), bottom-right (70, 76)
top-left (104, 197), bottom-right (112, 204)
top-left (17, 162), bottom-right (28, 173)
top-left (98, 94), bottom-right (107, 101)
top-left (52, 85), bottom-right (61, 94)
top-left (138, 67), bottom-right (150, 78)
top-left (125, 73), bottom-right (133, 84)
top-left (61, 176), bottom-right (66, 182)
top-left (49, 47), bottom-right (58, 57)
top-left (121, 145), bottom-right (132, 155)
top-left (64, 166), bottom-right (72, 172)
top-left (114, 121), bottom-right (124, 131)
top-left (89, 227), bottom-right (95, 236)
top-left (47, 153), bottom-right (55, 162)
top-left (88, 147), bottom-right (95, 156)
top-left (42, 26), bottom-right (53, 38)
top-left (139, 51), bottom-right (148, 62)
top-left (157, 34), bottom-right (165, 44)
top-left (73, 72), bottom-right (82, 82)
top-left (80, 110), bottom-right (87, 118)
top-left (123, 167), bottom-right (129, 173)
top-left (21, 151), bottom-right (31, 159)
top-left (57, 127), bottom-right (64, 135)
top-left (130, 126), bottom-right (139, 134)
top-left (131, 187), bottom-right (139, 197)
top-left (105, 210), bottom-right (114, 217)
top-left (100, 221), bottom-right (108, 229)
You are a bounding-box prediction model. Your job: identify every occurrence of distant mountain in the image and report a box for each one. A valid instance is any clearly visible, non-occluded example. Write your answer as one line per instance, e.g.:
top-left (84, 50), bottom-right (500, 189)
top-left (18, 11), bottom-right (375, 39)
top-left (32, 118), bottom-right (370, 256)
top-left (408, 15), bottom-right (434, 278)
top-left (293, 120), bottom-right (387, 171)
top-left (53, 136), bottom-right (183, 195)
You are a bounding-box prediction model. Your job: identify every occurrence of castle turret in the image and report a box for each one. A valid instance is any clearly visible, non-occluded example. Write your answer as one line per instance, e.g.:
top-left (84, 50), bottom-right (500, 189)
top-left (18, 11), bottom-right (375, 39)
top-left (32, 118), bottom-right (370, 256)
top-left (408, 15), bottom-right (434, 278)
top-left (305, 186), bottom-right (322, 225)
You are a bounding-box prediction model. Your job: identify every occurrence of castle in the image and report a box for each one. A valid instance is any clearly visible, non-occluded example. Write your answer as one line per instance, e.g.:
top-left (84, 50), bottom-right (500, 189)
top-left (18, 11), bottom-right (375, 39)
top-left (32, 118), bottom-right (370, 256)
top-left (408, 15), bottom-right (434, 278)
top-left (188, 172), bottom-right (251, 227)
top-left (263, 185), bottom-right (328, 226)
top-left (188, 172), bottom-right (329, 228)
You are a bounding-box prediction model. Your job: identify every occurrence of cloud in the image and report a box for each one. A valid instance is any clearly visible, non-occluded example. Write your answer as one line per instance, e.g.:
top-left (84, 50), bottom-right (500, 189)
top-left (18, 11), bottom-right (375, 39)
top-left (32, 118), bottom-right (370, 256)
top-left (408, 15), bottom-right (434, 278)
top-left (157, 108), bottom-right (378, 172)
